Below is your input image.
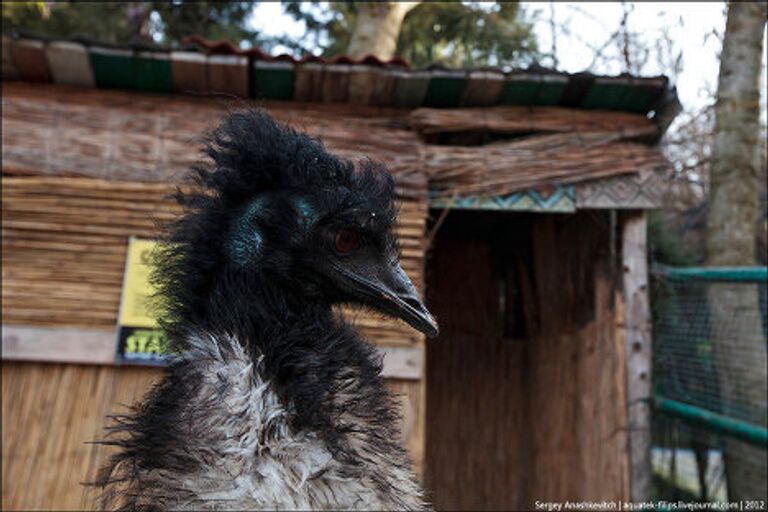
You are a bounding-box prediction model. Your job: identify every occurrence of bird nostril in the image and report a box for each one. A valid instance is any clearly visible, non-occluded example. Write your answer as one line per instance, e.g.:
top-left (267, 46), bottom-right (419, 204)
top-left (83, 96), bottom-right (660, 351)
top-left (401, 296), bottom-right (423, 312)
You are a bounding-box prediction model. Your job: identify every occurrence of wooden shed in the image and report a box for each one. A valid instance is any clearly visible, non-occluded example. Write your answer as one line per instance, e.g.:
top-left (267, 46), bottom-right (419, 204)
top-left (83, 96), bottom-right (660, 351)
top-left (2, 35), bottom-right (680, 510)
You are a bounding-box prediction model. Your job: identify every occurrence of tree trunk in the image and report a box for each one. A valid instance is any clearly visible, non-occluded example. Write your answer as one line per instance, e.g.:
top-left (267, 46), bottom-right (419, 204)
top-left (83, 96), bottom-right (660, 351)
top-left (705, 1), bottom-right (767, 501)
top-left (125, 3), bottom-right (153, 45)
top-left (346, 2), bottom-right (420, 59)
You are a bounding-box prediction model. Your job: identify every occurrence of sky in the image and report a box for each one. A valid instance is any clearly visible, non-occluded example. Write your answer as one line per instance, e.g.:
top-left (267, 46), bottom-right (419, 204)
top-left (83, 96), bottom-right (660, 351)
top-left (248, 2), bottom-right (767, 116)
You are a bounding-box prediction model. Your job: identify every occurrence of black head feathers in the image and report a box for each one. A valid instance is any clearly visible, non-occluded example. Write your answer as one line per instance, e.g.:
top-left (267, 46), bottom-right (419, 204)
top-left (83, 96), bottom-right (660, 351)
top-left (151, 109), bottom-right (400, 342)
top-left (194, 110), bottom-right (395, 216)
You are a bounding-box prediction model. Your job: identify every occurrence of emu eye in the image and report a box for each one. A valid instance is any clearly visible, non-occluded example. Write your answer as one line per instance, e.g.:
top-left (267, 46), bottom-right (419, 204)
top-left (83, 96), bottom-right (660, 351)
top-left (334, 228), bottom-right (360, 254)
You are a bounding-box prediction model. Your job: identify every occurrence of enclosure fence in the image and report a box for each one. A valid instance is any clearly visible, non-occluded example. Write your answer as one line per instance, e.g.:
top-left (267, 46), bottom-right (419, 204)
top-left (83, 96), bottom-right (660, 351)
top-left (651, 266), bottom-right (768, 502)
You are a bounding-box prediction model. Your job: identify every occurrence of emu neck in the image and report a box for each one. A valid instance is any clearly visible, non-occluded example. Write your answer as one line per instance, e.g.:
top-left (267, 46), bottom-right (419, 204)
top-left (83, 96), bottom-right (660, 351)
top-left (181, 269), bottom-right (391, 457)
top-left (195, 270), bottom-right (338, 346)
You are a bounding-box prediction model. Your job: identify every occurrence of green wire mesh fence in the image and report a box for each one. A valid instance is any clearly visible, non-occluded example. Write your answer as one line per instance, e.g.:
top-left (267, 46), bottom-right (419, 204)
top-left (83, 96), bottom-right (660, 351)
top-left (651, 266), bottom-right (767, 502)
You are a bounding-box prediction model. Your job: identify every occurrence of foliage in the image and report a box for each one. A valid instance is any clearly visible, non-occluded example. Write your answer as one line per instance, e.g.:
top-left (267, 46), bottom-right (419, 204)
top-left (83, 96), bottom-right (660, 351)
top-left (397, 2), bottom-right (539, 68)
top-left (149, 2), bottom-right (259, 47)
top-left (2, 1), bottom-right (260, 48)
top-left (648, 210), bottom-right (697, 267)
top-left (283, 1), bottom-right (540, 68)
top-left (4, 1), bottom-right (538, 66)
top-left (2, 2), bottom-right (143, 44)
top-left (282, 1), bottom-right (354, 57)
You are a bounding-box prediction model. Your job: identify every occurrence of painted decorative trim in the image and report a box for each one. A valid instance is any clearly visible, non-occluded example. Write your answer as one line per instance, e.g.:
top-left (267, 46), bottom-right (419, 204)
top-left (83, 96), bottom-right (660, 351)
top-left (574, 170), bottom-right (664, 209)
top-left (430, 186), bottom-right (576, 212)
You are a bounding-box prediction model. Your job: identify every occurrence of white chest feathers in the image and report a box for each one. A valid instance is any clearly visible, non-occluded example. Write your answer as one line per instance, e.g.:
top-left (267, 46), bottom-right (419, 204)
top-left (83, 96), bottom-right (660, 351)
top-left (135, 333), bottom-right (425, 511)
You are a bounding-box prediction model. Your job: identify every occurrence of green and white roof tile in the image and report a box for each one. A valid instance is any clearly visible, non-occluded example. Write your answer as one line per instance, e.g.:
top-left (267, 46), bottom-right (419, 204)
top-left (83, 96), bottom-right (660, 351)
top-left (2, 35), bottom-right (677, 116)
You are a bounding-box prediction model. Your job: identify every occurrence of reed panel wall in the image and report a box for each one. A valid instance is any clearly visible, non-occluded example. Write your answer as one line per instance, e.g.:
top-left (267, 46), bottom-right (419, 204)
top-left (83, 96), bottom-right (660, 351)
top-left (1, 362), bottom-right (423, 510)
top-left (2, 176), bottom-right (426, 345)
top-left (2, 83), bottom-right (430, 509)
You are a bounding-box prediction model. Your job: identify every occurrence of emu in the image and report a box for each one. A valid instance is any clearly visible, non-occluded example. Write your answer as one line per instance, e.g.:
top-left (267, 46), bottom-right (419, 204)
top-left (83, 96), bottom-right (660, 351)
top-left (96, 110), bottom-right (438, 511)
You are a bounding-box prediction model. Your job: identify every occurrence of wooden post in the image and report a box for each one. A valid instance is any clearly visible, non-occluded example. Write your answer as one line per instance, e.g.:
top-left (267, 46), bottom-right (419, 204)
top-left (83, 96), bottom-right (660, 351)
top-left (621, 210), bottom-right (652, 502)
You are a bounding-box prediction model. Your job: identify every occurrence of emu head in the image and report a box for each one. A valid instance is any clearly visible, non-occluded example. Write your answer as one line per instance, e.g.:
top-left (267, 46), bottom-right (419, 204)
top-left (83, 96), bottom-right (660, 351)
top-left (158, 110), bottom-right (437, 338)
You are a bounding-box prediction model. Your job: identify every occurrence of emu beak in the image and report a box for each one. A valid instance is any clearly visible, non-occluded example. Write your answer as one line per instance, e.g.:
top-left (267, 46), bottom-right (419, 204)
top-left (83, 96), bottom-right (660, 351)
top-left (333, 261), bottom-right (439, 338)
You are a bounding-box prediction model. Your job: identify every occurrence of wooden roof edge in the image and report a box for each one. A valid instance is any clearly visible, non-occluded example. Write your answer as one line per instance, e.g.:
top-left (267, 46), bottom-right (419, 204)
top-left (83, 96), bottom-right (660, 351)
top-left (2, 82), bottom-right (669, 212)
top-left (407, 105), bottom-right (660, 143)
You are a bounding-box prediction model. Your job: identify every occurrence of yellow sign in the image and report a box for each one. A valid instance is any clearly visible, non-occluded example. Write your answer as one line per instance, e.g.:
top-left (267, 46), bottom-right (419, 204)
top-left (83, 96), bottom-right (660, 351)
top-left (118, 237), bottom-right (160, 328)
top-left (116, 237), bottom-right (170, 364)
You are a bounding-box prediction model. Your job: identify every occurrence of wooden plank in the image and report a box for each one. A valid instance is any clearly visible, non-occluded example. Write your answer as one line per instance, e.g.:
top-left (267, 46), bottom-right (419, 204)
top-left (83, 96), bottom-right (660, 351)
top-left (10, 39), bottom-right (50, 82)
top-left (207, 55), bottom-right (248, 98)
top-left (321, 64), bottom-right (349, 103)
top-left (2, 325), bottom-right (116, 364)
top-left (380, 345), bottom-right (422, 379)
top-left (347, 65), bottom-right (377, 105)
top-left (575, 169), bottom-right (665, 209)
top-left (460, 70), bottom-right (504, 106)
top-left (2, 36), bottom-right (19, 80)
top-left (1, 325), bottom-right (423, 379)
top-left (371, 67), bottom-right (397, 106)
top-left (525, 212), bottom-right (631, 505)
top-left (170, 51), bottom-right (208, 94)
top-left (409, 105), bottom-right (657, 136)
top-left (422, 69), bottom-right (467, 108)
top-left (393, 70), bottom-right (430, 108)
top-left (88, 46), bottom-right (134, 90)
top-left (425, 234), bottom-right (530, 510)
top-left (293, 62), bottom-right (324, 103)
top-left (46, 41), bottom-right (95, 87)
top-left (621, 210), bottom-right (652, 502)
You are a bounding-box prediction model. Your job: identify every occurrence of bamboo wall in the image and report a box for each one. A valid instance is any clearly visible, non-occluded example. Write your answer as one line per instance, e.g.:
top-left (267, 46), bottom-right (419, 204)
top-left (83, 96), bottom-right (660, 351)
top-left (1, 176), bottom-right (426, 342)
top-left (2, 83), bottom-right (428, 509)
top-left (1, 362), bottom-right (422, 510)
top-left (424, 211), bottom-right (630, 510)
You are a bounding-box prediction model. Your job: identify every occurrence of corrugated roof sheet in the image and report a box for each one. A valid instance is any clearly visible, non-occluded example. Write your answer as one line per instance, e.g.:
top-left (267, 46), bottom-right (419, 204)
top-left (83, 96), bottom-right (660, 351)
top-left (2, 34), bottom-right (679, 119)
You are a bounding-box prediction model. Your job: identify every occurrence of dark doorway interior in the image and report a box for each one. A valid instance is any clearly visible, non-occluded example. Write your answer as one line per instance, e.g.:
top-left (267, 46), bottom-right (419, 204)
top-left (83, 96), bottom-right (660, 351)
top-left (423, 209), bottom-right (629, 510)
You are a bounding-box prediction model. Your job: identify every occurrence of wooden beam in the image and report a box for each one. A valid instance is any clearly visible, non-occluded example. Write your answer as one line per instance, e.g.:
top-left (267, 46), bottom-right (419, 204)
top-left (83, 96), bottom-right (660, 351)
top-left (1, 324), bottom-right (423, 379)
top-left (2, 325), bottom-right (116, 365)
top-left (379, 345), bottom-right (423, 380)
top-left (621, 210), bottom-right (652, 502)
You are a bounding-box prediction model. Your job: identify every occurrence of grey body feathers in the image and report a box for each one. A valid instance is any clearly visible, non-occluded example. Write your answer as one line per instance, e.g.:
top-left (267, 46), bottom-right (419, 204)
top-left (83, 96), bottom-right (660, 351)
top-left (98, 332), bottom-right (427, 511)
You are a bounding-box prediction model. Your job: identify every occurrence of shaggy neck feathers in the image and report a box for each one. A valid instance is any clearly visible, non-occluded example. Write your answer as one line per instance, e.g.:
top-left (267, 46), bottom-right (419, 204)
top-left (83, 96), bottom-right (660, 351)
top-left (198, 270), bottom-right (387, 447)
